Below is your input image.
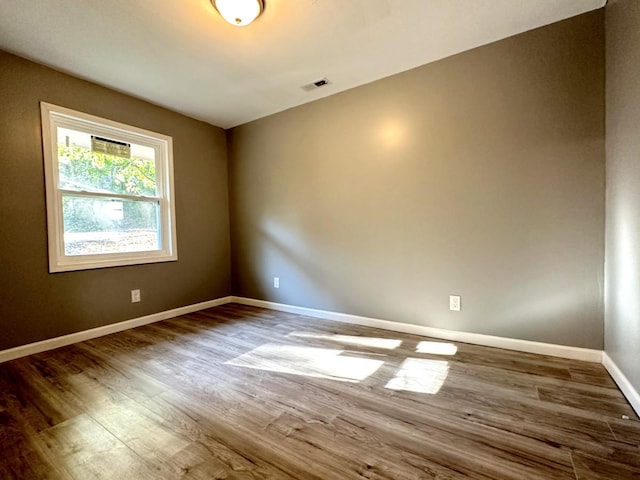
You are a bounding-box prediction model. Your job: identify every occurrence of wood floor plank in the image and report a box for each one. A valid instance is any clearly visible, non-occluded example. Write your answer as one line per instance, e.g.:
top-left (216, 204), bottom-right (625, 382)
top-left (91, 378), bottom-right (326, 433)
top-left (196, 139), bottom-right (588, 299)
top-left (289, 374), bottom-right (577, 479)
top-left (156, 390), bottom-right (331, 480)
top-left (537, 385), bottom-right (639, 420)
top-left (139, 395), bottom-right (303, 480)
top-left (609, 418), bottom-right (640, 446)
top-left (0, 409), bottom-right (73, 480)
top-left (572, 450), bottom-right (640, 479)
top-left (1, 303), bottom-right (638, 479)
top-left (38, 414), bottom-right (159, 480)
top-left (266, 411), bottom-right (460, 480)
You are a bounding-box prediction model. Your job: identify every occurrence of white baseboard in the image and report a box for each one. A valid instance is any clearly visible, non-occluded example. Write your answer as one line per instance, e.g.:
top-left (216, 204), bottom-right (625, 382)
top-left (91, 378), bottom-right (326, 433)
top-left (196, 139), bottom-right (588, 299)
top-left (231, 296), bottom-right (603, 363)
top-left (602, 353), bottom-right (640, 417)
top-left (0, 294), bottom-right (604, 365)
top-left (0, 296), bottom-right (233, 364)
top-left (4, 294), bottom-right (635, 413)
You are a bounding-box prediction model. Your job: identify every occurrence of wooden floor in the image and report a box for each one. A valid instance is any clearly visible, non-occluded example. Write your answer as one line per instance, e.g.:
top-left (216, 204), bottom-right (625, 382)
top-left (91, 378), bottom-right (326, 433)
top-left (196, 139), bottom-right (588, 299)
top-left (1, 304), bottom-right (639, 479)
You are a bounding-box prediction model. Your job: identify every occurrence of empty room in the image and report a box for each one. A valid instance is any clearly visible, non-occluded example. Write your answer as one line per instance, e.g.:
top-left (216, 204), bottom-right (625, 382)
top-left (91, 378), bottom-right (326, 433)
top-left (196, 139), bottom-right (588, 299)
top-left (0, 0), bottom-right (639, 478)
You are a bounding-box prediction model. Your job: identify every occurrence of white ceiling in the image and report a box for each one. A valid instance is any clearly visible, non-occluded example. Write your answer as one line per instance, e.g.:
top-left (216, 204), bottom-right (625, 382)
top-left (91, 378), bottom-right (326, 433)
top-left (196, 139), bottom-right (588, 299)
top-left (0, 0), bottom-right (605, 129)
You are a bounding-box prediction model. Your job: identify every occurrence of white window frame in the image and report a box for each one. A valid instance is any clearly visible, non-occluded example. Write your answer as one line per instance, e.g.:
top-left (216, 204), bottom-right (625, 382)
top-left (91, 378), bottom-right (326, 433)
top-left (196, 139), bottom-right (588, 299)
top-left (41, 102), bottom-right (178, 272)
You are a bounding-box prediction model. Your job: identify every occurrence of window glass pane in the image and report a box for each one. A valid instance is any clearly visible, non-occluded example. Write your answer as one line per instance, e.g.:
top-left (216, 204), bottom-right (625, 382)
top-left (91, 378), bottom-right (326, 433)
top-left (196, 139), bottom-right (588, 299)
top-left (62, 196), bottom-right (160, 256)
top-left (57, 127), bottom-right (157, 197)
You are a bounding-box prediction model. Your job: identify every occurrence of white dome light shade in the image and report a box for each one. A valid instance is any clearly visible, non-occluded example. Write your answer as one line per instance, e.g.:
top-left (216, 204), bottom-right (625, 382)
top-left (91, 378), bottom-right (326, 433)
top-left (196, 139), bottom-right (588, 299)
top-left (213, 0), bottom-right (264, 27)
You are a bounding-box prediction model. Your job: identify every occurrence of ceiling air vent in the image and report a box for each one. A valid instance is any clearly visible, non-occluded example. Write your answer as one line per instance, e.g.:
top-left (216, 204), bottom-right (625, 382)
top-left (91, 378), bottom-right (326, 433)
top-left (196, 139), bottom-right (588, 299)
top-left (301, 78), bottom-right (331, 92)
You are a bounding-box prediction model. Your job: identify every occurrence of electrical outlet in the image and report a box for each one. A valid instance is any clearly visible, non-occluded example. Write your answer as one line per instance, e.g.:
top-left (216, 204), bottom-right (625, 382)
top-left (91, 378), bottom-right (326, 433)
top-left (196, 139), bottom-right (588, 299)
top-left (131, 289), bottom-right (141, 303)
top-left (449, 295), bottom-right (461, 311)
top-left (273, 277), bottom-right (280, 289)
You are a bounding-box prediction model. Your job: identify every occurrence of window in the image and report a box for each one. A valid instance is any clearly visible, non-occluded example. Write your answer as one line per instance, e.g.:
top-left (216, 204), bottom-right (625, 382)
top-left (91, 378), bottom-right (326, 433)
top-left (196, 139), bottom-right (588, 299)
top-left (41, 102), bottom-right (177, 272)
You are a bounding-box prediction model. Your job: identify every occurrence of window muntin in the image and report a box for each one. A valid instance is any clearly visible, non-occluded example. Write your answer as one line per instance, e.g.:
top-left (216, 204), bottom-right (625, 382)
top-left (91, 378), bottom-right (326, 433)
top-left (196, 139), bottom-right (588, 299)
top-left (41, 103), bottom-right (177, 272)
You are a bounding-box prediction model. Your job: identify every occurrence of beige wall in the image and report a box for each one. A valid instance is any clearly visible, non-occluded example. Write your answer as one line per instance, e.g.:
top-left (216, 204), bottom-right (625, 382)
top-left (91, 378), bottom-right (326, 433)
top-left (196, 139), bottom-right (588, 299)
top-left (229, 11), bottom-right (605, 348)
top-left (605, 0), bottom-right (640, 391)
top-left (0, 50), bottom-right (231, 350)
top-left (0, 10), bottom-right (608, 353)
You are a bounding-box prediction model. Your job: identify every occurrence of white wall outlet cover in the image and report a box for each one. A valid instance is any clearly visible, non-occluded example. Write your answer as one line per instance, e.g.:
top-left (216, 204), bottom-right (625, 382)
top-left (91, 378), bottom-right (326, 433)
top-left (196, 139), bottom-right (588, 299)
top-left (131, 289), bottom-right (141, 303)
top-left (449, 295), bottom-right (461, 311)
top-left (273, 277), bottom-right (280, 288)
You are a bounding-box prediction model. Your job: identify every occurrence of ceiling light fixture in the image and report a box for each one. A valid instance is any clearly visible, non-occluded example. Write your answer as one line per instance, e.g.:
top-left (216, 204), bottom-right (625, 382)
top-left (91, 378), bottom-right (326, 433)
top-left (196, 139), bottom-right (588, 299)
top-left (212, 0), bottom-right (264, 27)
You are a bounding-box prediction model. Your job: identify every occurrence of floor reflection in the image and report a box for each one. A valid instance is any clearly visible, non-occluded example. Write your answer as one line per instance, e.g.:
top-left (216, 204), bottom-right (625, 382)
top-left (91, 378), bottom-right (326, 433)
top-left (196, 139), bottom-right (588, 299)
top-left (226, 335), bottom-right (454, 394)
top-left (287, 331), bottom-right (402, 349)
top-left (385, 358), bottom-right (450, 394)
top-left (416, 341), bottom-right (458, 355)
top-left (226, 343), bottom-right (384, 382)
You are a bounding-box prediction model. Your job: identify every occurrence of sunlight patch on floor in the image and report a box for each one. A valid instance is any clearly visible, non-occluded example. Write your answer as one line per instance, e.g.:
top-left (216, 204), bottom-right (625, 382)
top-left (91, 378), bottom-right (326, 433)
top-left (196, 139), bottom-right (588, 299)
top-left (385, 358), bottom-right (449, 394)
top-left (416, 341), bottom-right (458, 356)
top-left (225, 343), bottom-right (384, 382)
top-left (287, 331), bottom-right (402, 350)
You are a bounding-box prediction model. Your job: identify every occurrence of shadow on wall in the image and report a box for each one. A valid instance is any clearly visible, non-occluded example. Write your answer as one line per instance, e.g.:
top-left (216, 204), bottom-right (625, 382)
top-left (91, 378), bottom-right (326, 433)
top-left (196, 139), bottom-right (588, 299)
top-left (253, 218), bottom-right (348, 310)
